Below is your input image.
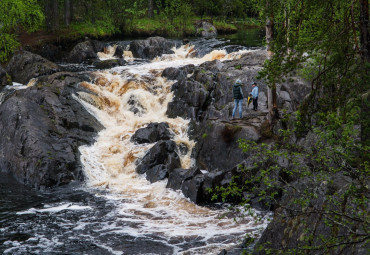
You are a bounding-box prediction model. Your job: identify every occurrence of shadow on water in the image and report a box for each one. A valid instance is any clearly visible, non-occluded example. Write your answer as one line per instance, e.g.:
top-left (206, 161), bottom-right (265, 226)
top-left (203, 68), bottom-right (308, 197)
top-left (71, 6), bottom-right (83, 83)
top-left (217, 28), bottom-right (265, 48)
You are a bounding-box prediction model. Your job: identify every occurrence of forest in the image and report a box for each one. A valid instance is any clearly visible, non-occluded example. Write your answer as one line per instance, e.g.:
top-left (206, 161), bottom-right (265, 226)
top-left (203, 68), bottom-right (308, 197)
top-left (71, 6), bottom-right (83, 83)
top-left (0, 0), bottom-right (260, 62)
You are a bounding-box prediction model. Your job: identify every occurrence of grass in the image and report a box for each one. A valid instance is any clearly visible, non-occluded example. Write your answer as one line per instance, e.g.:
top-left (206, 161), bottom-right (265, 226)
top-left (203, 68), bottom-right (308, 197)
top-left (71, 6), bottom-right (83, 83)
top-left (68, 20), bottom-right (118, 38)
top-left (213, 20), bottom-right (237, 33)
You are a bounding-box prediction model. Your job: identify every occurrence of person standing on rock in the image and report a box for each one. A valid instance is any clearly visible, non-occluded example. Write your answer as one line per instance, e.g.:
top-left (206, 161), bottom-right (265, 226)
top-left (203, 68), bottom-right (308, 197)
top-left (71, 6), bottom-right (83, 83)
top-left (250, 81), bottom-right (258, 111)
top-left (231, 79), bottom-right (244, 119)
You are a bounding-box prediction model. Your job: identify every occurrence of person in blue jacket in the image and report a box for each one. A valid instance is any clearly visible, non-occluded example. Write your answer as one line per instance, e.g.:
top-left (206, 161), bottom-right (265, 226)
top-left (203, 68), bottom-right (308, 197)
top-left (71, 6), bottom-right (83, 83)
top-left (232, 79), bottom-right (244, 119)
top-left (250, 81), bottom-right (258, 111)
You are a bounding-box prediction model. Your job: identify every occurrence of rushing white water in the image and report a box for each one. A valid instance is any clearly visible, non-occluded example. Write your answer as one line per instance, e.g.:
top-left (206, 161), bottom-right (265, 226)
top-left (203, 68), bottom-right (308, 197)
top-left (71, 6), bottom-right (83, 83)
top-left (76, 44), bottom-right (267, 254)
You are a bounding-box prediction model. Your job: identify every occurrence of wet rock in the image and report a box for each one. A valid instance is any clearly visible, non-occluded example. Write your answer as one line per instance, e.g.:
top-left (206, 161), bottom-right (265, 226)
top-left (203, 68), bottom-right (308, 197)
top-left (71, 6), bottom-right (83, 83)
top-left (136, 140), bottom-right (181, 175)
top-left (0, 65), bottom-right (10, 88)
top-left (64, 40), bottom-right (98, 63)
top-left (6, 51), bottom-right (61, 84)
top-left (167, 80), bottom-right (209, 120)
top-left (130, 37), bottom-right (176, 59)
top-left (166, 167), bottom-right (202, 190)
top-left (114, 45), bottom-right (124, 58)
top-left (194, 123), bottom-right (260, 172)
top-left (195, 21), bottom-right (217, 37)
top-left (161, 67), bottom-right (186, 81)
top-left (201, 170), bottom-right (227, 201)
top-left (94, 59), bottom-right (126, 69)
top-left (145, 164), bottom-right (168, 183)
top-left (90, 40), bottom-right (106, 53)
top-left (181, 174), bottom-right (205, 203)
top-left (131, 122), bottom-right (173, 144)
top-left (0, 72), bottom-right (103, 188)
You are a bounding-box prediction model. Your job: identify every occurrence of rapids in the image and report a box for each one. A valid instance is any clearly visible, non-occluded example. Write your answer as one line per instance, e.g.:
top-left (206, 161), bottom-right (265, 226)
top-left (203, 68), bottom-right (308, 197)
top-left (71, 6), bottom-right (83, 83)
top-left (0, 38), bottom-right (269, 255)
top-left (73, 44), bottom-right (269, 254)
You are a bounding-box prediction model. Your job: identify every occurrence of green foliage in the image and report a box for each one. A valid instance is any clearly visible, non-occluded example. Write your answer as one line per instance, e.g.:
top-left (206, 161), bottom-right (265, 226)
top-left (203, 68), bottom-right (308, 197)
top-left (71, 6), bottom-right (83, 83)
top-left (212, 107), bottom-right (369, 253)
top-left (69, 20), bottom-right (118, 37)
top-left (256, 0), bottom-right (369, 116)
top-left (0, 0), bottom-right (44, 61)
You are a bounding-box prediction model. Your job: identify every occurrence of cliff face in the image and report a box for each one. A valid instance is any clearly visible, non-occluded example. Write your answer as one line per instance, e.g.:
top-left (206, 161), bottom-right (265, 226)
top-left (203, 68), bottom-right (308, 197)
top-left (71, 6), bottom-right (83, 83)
top-left (0, 52), bottom-right (103, 188)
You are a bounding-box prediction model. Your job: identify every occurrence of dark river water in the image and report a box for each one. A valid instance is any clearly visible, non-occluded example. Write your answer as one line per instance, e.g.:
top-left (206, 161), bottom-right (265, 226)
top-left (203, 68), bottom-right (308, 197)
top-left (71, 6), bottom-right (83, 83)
top-left (0, 30), bottom-right (267, 255)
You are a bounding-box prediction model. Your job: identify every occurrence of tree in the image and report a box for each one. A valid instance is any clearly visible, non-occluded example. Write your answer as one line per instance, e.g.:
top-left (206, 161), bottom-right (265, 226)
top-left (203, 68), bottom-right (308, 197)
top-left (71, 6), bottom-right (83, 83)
top-left (148, 0), bottom-right (154, 18)
top-left (44, 0), bottom-right (59, 31)
top-left (211, 0), bottom-right (370, 253)
top-left (64, 0), bottom-right (73, 27)
top-left (0, 0), bottom-right (44, 62)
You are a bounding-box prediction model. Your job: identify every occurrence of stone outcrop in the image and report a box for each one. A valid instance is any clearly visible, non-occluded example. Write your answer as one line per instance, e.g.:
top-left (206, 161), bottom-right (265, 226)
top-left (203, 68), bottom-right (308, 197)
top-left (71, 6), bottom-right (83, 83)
top-left (114, 45), bottom-right (124, 58)
top-left (161, 49), bottom-right (311, 177)
top-left (6, 51), bottom-right (61, 84)
top-left (129, 37), bottom-right (176, 59)
top-left (131, 122), bottom-right (173, 144)
top-left (166, 167), bottom-right (235, 204)
top-left (64, 40), bottom-right (101, 64)
top-left (0, 65), bottom-right (10, 88)
top-left (136, 140), bottom-right (181, 183)
top-left (195, 21), bottom-right (218, 37)
top-left (0, 71), bottom-right (103, 188)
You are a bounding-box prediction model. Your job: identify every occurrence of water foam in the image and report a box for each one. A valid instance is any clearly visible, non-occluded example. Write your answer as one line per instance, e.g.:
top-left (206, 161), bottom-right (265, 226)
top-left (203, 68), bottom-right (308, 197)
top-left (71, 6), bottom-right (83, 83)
top-left (76, 43), bottom-right (266, 254)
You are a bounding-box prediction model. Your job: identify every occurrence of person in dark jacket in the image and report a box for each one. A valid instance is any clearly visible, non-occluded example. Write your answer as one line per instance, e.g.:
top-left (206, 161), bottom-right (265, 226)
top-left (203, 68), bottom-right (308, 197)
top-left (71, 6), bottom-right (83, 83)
top-left (232, 79), bottom-right (244, 119)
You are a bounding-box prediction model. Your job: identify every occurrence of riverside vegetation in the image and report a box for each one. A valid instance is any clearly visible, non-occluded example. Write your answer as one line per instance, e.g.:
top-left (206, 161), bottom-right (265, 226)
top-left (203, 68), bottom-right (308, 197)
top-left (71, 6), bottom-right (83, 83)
top-left (0, 0), bottom-right (261, 62)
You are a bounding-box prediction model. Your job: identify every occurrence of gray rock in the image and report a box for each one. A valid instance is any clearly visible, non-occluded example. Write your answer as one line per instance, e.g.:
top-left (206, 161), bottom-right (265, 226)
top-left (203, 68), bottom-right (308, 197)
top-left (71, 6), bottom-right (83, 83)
top-left (166, 167), bottom-right (202, 190)
top-left (114, 45), bottom-right (124, 58)
top-left (6, 51), bottom-right (61, 84)
top-left (64, 40), bottom-right (98, 63)
top-left (0, 65), bottom-right (10, 88)
top-left (131, 122), bottom-right (173, 144)
top-left (181, 174), bottom-right (205, 203)
top-left (130, 37), bottom-right (176, 59)
top-left (0, 72), bottom-right (103, 188)
top-left (146, 164), bottom-right (168, 183)
top-left (195, 21), bottom-right (218, 37)
top-left (136, 140), bottom-right (181, 175)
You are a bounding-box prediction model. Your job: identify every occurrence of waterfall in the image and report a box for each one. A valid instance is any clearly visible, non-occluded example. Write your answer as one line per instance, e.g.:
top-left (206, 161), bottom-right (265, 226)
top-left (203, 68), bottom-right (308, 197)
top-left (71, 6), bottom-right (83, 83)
top-left (75, 44), bottom-right (267, 254)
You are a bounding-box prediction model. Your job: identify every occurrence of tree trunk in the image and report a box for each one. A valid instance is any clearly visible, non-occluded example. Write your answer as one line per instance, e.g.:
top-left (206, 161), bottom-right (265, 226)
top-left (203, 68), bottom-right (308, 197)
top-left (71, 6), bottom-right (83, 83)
top-left (148, 0), bottom-right (154, 18)
top-left (45, 0), bottom-right (59, 31)
top-left (52, 0), bottom-right (59, 30)
top-left (64, 0), bottom-right (72, 27)
top-left (359, 0), bottom-right (370, 63)
top-left (359, 0), bottom-right (369, 146)
top-left (266, 16), bottom-right (278, 114)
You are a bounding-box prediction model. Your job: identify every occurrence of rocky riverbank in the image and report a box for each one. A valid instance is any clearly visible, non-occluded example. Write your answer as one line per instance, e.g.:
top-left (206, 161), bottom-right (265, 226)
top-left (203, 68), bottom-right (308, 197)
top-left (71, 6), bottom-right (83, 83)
top-left (1, 37), bottom-right (366, 254)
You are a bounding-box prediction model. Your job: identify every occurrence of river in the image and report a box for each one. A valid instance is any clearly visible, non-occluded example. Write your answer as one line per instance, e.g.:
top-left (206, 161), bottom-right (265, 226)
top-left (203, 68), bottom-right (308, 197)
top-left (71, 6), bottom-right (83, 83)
top-left (0, 32), bottom-right (269, 255)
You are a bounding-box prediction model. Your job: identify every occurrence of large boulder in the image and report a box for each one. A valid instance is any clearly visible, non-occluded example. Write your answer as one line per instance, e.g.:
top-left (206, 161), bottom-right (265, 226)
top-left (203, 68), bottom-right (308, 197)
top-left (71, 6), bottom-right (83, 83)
top-left (0, 72), bottom-right (103, 188)
top-left (136, 140), bottom-right (181, 183)
top-left (6, 51), bottom-right (61, 84)
top-left (195, 21), bottom-right (218, 37)
top-left (0, 65), bottom-right (10, 88)
top-left (194, 122), bottom-right (260, 172)
top-left (129, 37), bottom-right (176, 59)
top-left (131, 122), bottom-right (173, 144)
top-left (64, 40), bottom-right (98, 63)
top-left (166, 167), bottom-right (202, 190)
top-left (166, 167), bottom-right (234, 204)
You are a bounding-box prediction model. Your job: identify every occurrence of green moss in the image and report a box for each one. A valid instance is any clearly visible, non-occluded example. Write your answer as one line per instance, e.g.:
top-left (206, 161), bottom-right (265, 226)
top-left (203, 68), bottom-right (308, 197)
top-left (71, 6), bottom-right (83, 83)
top-left (202, 133), bottom-right (208, 139)
top-left (5, 73), bottom-right (12, 85)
